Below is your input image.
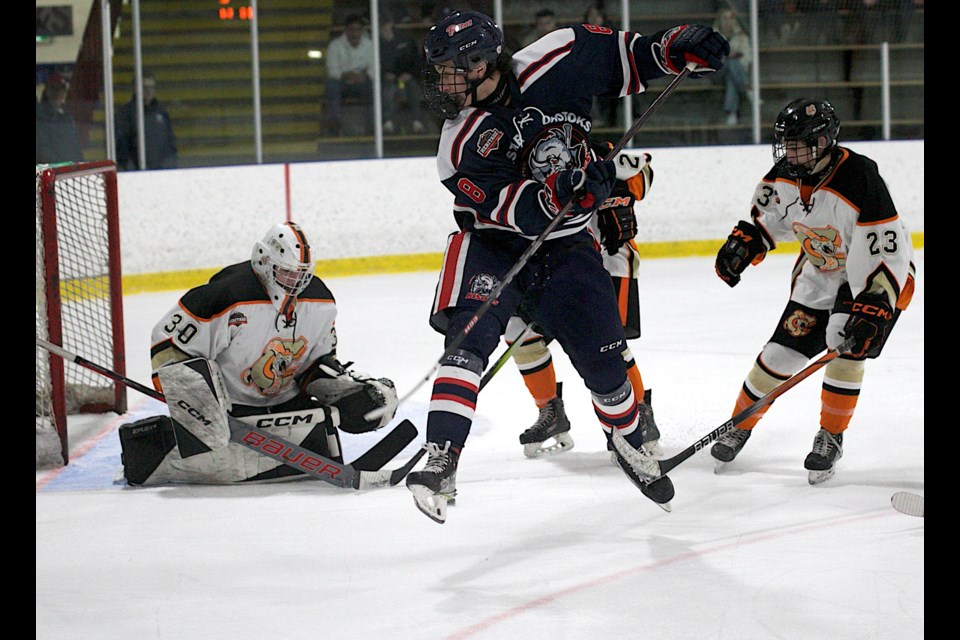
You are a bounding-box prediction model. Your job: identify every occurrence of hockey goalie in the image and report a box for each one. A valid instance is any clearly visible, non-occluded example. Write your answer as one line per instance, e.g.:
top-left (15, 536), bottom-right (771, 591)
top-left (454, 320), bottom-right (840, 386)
top-left (118, 221), bottom-right (398, 485)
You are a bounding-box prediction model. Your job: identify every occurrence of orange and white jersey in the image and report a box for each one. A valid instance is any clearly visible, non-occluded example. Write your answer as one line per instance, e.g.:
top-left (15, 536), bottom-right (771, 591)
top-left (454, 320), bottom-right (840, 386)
top-left (749, 146), bottom-right (915, 310)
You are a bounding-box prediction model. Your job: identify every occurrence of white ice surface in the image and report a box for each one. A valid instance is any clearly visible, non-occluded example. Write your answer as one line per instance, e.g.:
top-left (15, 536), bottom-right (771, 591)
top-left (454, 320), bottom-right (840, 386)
top-left (37, 252), bottom-right (924, 640)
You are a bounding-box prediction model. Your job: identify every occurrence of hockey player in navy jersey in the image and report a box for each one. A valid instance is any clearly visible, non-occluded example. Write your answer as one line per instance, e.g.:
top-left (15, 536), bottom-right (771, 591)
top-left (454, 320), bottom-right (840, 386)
top-left (404, 10), bottom-right (728, 522)
top-left (118, 221), bottom-right (398, 485)
top-left (710, 98), bottom-right (917, 485)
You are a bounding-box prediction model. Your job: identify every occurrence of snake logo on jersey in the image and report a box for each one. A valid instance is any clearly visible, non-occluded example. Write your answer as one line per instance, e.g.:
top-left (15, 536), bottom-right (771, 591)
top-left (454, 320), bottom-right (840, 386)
top-left (793, 223), bottom-right (846, 271)
top-left (241, 336), bottom-right (309, 396)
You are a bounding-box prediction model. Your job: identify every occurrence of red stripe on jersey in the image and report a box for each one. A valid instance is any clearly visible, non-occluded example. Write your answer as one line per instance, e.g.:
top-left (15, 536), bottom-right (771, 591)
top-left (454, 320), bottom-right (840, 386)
top-left (435, 375), bottom-right (479, 393)
top-left (491, 182), bottom-right (522, 226)
top-left (517, 39), bottom-right (574, 90)
top-left (624, 32), bottom-right (640, 93)
top-left (451, 110), bottom-right (484, 169)
top-left (437, 232), bottom-right (466, 309)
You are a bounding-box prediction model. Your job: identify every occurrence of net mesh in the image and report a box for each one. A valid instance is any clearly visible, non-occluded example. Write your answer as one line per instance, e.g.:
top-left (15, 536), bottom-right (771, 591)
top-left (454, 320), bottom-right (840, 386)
top-left (36, 163), bottom-right (124, 469)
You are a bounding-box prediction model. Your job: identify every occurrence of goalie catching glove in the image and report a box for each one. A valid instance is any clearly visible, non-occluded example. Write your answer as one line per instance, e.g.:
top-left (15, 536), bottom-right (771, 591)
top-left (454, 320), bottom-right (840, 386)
top-left (299, 355), bottom-right (398, 432)
top-left (842, 291), bottom-right (894, 358)
top-left (715, 220), bottom-right (768, 287)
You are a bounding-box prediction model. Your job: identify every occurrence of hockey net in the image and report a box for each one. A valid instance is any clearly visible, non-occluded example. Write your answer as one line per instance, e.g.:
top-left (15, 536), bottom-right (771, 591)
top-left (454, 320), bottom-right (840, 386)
top-left (36, 161), bottom-right (127, 469)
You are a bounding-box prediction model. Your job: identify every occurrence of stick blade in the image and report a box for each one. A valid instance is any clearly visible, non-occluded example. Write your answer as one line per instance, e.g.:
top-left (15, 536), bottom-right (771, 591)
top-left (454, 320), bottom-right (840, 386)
top-left (891, 491), bottom-right (924, 518)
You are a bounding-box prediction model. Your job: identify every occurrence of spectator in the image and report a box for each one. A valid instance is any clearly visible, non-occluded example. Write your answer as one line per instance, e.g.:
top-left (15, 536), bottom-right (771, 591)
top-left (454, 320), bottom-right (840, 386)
top-left (713, 9), bottom-right (752, 125)
top-left (380, 11), bottom-right (426, 134)
top-left (520, 8), bottom-right (559, 48)
top-left (322, 14), bottom-right (375, 136)
top-left (583, 3), bottom-right (619, 128)
top-left (36, 72), bottom-right (84, 165)
top-left (115, 72), bottom-right (178, 170)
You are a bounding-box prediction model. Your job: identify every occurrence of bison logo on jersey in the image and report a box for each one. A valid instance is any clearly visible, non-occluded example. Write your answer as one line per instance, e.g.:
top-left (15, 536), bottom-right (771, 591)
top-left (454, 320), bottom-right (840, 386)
top-left (793, 223), bottom-right (846, 271)
top-left (465, 272), bottom-right (500, 303)
top-left (511, 108), bottom-right (590, 182)
top-left (783, 308), bottom-right (818, 338)
top-left (241, 337), bottom-right (308, 396)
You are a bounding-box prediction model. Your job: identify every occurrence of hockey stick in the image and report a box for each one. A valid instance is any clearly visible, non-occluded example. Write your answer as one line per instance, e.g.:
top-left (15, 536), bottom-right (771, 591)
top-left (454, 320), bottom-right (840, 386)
top-left (655, 337), bottom-right (856, 477)
top-left (36, 337), bottom-right (417, 489)
top-left (368, 63), bottom-right (697, 420)
top-left (891, 491), bottom-right (924, 518)
top-left (478, 321), bottom-right (539, 391)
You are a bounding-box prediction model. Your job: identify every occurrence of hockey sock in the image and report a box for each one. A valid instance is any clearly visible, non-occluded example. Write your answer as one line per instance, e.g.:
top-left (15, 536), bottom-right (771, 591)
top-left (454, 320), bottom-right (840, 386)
top-left (514, 338), bottom-right (557, 408)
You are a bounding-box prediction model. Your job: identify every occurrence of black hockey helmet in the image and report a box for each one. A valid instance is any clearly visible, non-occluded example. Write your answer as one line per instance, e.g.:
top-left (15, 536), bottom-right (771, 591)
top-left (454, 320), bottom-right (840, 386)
top-left (421, 10), bottom-right (504, 119)
top-left (773, 98), bottom-right (841, 179)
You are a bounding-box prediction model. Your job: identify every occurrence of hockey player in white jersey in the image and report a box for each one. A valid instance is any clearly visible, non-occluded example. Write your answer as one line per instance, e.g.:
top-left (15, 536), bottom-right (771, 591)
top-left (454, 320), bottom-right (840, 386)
top-left (118, 221), bottom-right (398, 485)
top-left (710, 98), bottom-right (916, 484)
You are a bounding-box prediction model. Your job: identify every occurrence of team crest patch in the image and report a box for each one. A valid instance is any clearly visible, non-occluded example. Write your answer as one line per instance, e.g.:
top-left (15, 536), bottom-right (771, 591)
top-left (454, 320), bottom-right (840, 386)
top-left (793, 222), bottom-right (845, 271)
top-left (783, 309), bottom-right (817, 338)
top-left (228, 311), bottom-right (248, 327)
top-left (465, 272), bottom-right (500, 303)
top-left (477, 128), bottom-right (503, 157)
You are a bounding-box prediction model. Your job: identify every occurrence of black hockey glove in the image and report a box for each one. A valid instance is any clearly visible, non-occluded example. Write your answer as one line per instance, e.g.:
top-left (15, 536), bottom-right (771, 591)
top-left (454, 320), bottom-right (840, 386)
top-left (597, 183), bottom-right (638, 255)
top-left (656, 24), bottom-right (730, 78)
top-left (547, 159), bottom-right (617, 216)
top-left (715, 220), bottom-right (767, 287)
top-left (842, 291), bottom-right (894, 358)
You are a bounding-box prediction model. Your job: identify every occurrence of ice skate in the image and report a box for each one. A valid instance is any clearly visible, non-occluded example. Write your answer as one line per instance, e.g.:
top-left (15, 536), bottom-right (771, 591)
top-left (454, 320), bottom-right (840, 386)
top-left (607, 389), bottom-right (661, 462)
top-left (610, 426), bottom-right (672, 511)
top-left (804, 428), bottom-right (842, 485)
top-left (406, 441), bottom-right (459, 524)
top-left (711, 426), bottom-right (752, 472)
top-left (519, 386), bottom-right (573, 458)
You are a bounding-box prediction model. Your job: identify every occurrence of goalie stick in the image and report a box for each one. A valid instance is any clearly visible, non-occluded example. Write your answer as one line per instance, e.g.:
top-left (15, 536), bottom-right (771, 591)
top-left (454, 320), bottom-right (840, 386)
top-left (36, 337), bottom-right (417, 489)
top-left (890, 491), bottom-right (924, 518)
top-left (613, 337), bottom-right (856, 482)
top-left (366, 62), bottom-right (697, 422)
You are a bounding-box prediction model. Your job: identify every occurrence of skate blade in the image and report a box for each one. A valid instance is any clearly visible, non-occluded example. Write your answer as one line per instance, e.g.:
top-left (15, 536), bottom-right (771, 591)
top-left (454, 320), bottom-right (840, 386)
top-left (654, 501), bottom-right (672, 513)
top-left (713, 459), bottom-right (728, 474)
top-left (807, 467), bottom-right (836, 485)
top-left (523, 432), bottom-right (574, 458)
top-left (409, 485), bottom-right (453, 524)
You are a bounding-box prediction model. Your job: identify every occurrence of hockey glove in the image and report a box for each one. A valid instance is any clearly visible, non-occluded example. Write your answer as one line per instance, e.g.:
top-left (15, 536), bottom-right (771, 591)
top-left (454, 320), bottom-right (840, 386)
top-left (546, 159), bottom-right (618, 216)
top-left (842, 291), bottom-right (894, 358)
top-left (656, 24), bottom-right (730, 78)
top-left (597, 183), bottom-right (638, 255)
top-left (715, 220), bottom-right (767, 287)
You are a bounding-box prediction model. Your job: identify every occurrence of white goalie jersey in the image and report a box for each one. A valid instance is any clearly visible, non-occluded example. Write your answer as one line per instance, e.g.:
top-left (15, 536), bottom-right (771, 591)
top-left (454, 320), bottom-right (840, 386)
top-left (749, 146), bottom-right (915, 310)
top-left (149, 261), bottom-right (339, 408)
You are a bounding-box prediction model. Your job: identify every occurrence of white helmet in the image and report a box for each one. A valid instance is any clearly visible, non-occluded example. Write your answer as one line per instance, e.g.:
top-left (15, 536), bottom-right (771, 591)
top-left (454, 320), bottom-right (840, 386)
top-left (251, 222), bottom-right (314, 314)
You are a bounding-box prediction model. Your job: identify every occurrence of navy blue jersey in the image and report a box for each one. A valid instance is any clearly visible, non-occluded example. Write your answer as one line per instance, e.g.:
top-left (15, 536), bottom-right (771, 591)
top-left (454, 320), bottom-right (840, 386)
top-left (435, 24), bottom-right (669, 240)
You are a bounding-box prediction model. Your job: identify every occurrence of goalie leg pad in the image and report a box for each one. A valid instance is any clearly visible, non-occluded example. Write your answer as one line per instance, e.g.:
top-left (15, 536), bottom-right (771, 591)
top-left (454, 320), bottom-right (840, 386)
top-left (157, 357), bottom-right (232, 456)
top-left (119, 415), bottom-right (177, 485)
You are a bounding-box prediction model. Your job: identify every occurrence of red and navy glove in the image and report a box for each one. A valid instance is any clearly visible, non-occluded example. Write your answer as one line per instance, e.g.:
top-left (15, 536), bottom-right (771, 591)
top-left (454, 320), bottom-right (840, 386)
top-left (715, 220), bottom-right (767, 287)
top-left (842, 291), bottom-right (894, 358)
top-left (546, 159), bottom-right (617, 216)
top-left (656, 24), bottom-right (730, 78)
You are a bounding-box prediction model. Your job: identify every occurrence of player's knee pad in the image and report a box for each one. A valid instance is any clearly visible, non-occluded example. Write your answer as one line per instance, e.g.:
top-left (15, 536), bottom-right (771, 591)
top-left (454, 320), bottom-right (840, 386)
top-left (746, 343), bottom-right (810, 396)
top-left (118, 415), bottom-right (176, 485)
top-left (157, 357), bottom-right (232, 457)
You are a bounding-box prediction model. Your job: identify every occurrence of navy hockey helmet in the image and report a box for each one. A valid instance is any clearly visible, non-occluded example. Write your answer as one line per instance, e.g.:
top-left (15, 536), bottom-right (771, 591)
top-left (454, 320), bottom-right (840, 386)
top-left (421, 10), bottom-right (504, 119)
top-left (773, 98), bottom-right (841, 179)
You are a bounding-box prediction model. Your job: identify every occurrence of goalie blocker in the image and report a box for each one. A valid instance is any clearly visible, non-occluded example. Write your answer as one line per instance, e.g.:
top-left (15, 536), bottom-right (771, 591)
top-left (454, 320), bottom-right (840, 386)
top-left (120, 356), bottom-right (397, 485)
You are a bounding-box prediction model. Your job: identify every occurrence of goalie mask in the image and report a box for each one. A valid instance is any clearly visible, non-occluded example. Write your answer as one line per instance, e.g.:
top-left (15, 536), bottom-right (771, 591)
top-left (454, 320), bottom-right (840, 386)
top-left (773, 98), bottom-right (840, 180)
top-left (251, 222), bottom-right (314, 320)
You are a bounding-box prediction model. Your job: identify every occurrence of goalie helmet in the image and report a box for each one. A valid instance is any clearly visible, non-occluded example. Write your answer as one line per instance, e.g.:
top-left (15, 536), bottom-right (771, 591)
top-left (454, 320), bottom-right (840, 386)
top-left (773, 98), bottom-right (841, 179)
top-left (421, 10), bottom-right (504, 119)
top-left (251, 222), bottom-right (314, 317)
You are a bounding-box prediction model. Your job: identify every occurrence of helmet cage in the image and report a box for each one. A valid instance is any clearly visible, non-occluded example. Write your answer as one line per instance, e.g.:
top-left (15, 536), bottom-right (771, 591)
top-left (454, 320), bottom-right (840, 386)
top-left (772, 98), bottom-right (840, 179)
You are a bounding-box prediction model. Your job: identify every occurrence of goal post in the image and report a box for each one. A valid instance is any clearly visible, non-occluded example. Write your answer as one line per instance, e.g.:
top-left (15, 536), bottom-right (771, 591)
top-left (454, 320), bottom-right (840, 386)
top-left (36, 161), bottom-right (127, 469)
